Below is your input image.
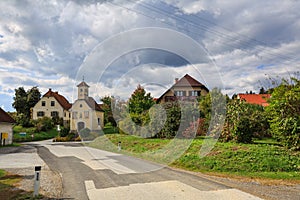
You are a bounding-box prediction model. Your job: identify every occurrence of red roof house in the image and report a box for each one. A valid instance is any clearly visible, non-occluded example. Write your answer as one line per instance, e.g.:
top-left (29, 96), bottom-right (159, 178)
top-left (237, 94), bottom-right (271, 107)
top-left (157, 74), bottom-right (209, 103)
top-left (0, 107), bottom-right (15, 145)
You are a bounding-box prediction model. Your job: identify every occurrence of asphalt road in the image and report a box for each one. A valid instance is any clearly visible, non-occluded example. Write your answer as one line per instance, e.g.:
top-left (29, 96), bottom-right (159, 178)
top-left (1, 140), bottom-right (262, 200)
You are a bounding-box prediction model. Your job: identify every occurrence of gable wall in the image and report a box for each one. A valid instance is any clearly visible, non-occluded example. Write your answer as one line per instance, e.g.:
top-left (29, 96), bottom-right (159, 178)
top-left (0, 122), bottom-right (13, 145)
top-left (32, 97), bottom-right (65, 120)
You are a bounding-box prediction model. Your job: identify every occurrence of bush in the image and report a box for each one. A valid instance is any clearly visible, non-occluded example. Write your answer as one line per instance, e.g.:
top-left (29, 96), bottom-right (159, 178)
top-left (16, 113), bottom-right (32, 127)
top-left (60, 126), bottom-right (70, 137)
top-left (222, 100), bottom-right (269, 143)
top-left (265, 78), bottom-right (300, 150)
top-left (31, 117), bottom-right (54, 132)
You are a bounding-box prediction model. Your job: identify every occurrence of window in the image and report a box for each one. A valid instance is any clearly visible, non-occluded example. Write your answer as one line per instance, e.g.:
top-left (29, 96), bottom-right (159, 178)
top-left (189, 91), bottom-right (200, 96)
top-left (37, 111), bottom-right (44, 117)
top-left (84, 111), bottom-right (89, 119)
top-left (98, 118), bottom-right (101, 126)
top-left (51, 111), bottom-right (59, 117)
top-left (80, 104), bottom-right (82, 108)
top-left (79, 112), bottom-right (82, 119)
top-left (72, 112), bottom-right (78, 119)
top-left (175, 91), bottom-right (185, 96)
top-left (51, 101), bottom-right (55, 106)
top-left (41, 101), bottom-right (46, 106)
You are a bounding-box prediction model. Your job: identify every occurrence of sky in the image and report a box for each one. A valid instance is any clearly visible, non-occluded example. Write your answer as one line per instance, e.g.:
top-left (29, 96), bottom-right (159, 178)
top-left (0, 0), bottom-right (300, 111)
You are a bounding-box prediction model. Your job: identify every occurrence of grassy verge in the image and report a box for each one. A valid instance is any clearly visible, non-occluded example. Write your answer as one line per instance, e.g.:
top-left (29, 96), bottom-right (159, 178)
top-left (88, 134), bottom-right (300, 181)
top-left (0, 169), bottom-right (43, 199)
top-left (13, 125), bottom-right (58, 142)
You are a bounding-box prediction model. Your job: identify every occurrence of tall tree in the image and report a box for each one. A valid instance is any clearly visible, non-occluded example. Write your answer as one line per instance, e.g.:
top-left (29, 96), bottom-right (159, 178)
top-left (101, 96), bottom-right (117, 127)
top-left (128, 84), bottom-right (154, 126)
top-left (12, 87), bottom-right (27, 115)
top-left (12, 86), bottom-right (41, 120)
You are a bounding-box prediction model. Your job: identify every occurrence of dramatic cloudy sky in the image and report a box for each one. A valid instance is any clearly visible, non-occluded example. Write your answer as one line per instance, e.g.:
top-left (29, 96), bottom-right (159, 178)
top-left (1, 0), bottom-right (300, 111)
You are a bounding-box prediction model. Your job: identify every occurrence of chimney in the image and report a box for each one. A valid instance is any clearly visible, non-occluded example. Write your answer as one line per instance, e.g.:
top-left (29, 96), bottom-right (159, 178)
top-left (175, 78), bottom-right (179, 83)
top-left (49, 88), bottom-right (52, 91)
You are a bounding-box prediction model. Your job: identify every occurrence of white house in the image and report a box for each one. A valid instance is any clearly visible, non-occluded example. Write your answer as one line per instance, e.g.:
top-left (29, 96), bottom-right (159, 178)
top-left (32, 89), bottom-right (72, 126)
top-left (70, 81), bottom-right (104, 132)
top-left (0, 107), bottom-right (15, 145)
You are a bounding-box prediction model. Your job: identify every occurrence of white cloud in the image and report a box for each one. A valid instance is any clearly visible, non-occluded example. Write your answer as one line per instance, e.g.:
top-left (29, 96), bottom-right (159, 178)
top-left (0, 0), bottom-right (300, 110)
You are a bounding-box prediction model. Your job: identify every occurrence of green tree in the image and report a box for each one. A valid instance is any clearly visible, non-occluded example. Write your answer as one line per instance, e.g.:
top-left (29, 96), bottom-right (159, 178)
top-left (265, 77), bottom-right (300, 150)
top-left (27, 87), bottom-right (41, 116)
top-left (12, 86), bottom-right (41, 127)
top-left (128, 85), bottom-right (155, 126)
top-left (222, 99), bottom-right (268, 143)
top-left (101, 96), bottom-right (117, 126)
top-left (12, 87), bottom-right (27, 115)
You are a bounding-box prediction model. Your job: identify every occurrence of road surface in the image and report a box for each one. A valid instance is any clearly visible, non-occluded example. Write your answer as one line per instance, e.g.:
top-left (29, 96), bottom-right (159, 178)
top-left (1, 140), bottom-right (262, 200)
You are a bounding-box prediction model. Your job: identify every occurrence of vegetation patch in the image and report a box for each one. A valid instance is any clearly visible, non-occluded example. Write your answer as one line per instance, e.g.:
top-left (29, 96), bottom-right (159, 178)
top-left (0, 169), bottom-right (44, 199)
top-left (88, 134), bottom-right (300, 181)
top-left (13, 126), bottom-right (58, 142)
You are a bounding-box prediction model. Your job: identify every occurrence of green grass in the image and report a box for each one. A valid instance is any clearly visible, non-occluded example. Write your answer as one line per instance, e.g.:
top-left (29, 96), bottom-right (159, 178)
top-left (13, 125), bottom-right (58, 142)
top-left (103, 124), bottom-right (119, 134)
top-left (88, 134), bottom-right (300, 181)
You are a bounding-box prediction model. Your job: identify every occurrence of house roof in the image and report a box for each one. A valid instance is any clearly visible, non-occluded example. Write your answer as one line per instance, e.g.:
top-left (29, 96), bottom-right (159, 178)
top-left (77, 81), bottom-right (90, 87)
top-left (174, 74), bottom-right (208, 88)
top-left (0, 108), bottom-right (15, 123)
top-left (156, 74), bottom-right (209, 102)
top-left (43, 89), bottom-right (72, 110)
top-left (238, 94), bottom-right (271, 107)
top-left (86, 97), bottom-right (104, 112)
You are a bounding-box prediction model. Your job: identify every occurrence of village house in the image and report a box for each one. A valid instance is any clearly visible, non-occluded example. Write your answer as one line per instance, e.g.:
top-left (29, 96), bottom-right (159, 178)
top-left (32, 81), bottom-right (104, 133)
top-left (156, 74), bottom-right (209, 103)
top-left (237, 94), bottom-right (271, 107)
top-left (69, 81), bottom-right (104, 132)
top-left (0, 107), bottom-right (15, 145)
top-left (32, 88), bottom-right (72, 126)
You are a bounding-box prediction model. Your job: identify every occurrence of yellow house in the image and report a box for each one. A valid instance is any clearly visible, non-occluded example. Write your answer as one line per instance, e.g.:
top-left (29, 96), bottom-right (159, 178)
top-left (70, 81), bottom-right (104, 132)
top-left (0, 107), bottom-right (15, 145)
top-left (156, 74), bottom-right (209, 103)
top-left (32, 89), bottom-right (72, 126)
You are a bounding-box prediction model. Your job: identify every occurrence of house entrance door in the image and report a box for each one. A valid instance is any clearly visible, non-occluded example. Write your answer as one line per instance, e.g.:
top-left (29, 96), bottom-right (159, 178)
top-left (77, 122), bottom-right (85, 131)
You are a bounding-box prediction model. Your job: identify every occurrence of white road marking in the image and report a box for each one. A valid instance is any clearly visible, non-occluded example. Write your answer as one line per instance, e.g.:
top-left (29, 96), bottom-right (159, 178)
top-left (43, 143), bottom-right (136, 174)
top-left (84, 180), bottom-right (262, 200)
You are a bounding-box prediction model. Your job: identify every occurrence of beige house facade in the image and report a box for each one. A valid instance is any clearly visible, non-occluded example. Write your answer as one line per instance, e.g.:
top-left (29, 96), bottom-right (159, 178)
top-left (32, 89), bottom-right (71, 126)
top-left (157, 74), bottom-right (209, 103)
top-left (0, 108), bottom-right (15, 145)
top-left (70, 81), bottom-right (104, 132)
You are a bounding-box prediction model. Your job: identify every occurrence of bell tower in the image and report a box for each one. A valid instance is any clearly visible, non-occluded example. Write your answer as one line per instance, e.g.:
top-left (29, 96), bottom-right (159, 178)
top-left (77, 78), bottom-right (89, 100)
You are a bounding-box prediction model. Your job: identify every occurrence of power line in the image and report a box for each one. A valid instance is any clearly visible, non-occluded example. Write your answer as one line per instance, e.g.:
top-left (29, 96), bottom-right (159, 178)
top-left (109, 0), bottom-right (299, 64)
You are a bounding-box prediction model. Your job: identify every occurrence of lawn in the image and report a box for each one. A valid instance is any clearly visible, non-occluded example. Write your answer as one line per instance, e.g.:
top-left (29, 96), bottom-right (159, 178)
top-left (13, 125), bottom-right (58, 142)
top-left (88, 134), bottom-right (300, 181)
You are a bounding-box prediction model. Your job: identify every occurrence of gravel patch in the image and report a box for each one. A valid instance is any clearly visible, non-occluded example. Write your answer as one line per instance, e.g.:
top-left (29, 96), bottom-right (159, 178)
top-left (5, 166), bottom-right (63, 199)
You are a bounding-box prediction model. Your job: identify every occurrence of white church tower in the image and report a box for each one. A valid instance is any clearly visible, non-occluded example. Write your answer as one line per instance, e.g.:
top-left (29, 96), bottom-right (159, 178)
top-left (77, 80), bottom-right (89, 100)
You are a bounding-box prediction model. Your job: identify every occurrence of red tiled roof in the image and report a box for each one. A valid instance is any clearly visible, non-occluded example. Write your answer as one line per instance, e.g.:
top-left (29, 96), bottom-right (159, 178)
top-left (77, 81), bottom-right (89, 87)
top-left (238, 94), bottom-right (271, 107)
top-left (43, 89), bottom-right (72, 110)
top-left (0, 108), bottom-right (15, 123)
